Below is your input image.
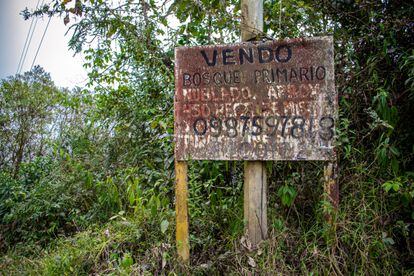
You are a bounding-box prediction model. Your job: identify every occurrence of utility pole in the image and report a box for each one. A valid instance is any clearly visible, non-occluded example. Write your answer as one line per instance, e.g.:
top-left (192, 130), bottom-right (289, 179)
top-left (241, 0), bottom-right (268, 245)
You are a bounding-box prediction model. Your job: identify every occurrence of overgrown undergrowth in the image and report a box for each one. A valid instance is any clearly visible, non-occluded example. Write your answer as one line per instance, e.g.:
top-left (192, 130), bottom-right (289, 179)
top-left (0, 160), bottom-right (412, 274)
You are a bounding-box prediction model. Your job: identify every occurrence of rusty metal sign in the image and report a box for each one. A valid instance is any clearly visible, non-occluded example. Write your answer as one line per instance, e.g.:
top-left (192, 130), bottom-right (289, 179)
top-left (174, 36), bottom-right (336, 160)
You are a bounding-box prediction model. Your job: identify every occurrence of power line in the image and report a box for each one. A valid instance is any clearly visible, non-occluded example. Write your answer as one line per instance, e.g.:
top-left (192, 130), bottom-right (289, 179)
top-left (16, 0), bottom-right (41, 74)
top-left (30, 15), bottom-right (52, 71)
top-left (19, 15), bottom-right (39, 73)
top-left (18, 0), bottom-right (45, 74)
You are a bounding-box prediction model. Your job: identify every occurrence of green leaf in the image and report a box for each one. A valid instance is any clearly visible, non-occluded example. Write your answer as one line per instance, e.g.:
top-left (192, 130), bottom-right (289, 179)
top-left (391, 158), bottom-right (399, 174)
top-left (277, 185), bottom-right (297, 206)
top-left (382, 180), bottom-right (401, 193)
top-left (160, 219), bottom-right (169, 234)
top-left (120, 253), bottom-right (133, 268)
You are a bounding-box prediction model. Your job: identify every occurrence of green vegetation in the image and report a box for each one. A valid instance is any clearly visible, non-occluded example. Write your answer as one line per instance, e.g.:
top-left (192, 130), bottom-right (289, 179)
top-left (1, 0), bottom-right (413, 274)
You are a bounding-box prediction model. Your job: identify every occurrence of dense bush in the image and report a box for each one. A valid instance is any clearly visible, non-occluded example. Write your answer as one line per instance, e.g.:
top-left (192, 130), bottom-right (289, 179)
top-left (0, 157), bottom-right (89, 248)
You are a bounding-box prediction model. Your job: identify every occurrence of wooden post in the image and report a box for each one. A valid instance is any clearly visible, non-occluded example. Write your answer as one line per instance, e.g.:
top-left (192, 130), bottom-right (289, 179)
top-left (241, 0), bottom-right (263, 41)
top-left (244, 161), bottom-right (267, 244)
top-left (175, 161), bottom-right (189, 262)
top-left (323, 162), bottom-right (339, 224)
top-left (241, 0), bottom-right (267, 245)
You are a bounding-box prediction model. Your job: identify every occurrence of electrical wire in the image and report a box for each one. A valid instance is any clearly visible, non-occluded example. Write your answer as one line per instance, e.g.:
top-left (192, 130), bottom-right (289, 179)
top-left (16, 0), bottom-right (41, 74)
top-left (18, 0), bottom-right (45, 74)
top-left (30, 15), bottom-right (52, 71)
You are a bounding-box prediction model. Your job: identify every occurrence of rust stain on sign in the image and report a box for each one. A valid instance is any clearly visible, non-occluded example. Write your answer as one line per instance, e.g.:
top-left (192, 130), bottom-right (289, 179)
top-left (174, 36), bottom-right (337, 161)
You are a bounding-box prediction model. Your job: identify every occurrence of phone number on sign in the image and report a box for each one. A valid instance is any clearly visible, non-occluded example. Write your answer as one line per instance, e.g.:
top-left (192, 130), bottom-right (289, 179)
top-left (191, 115), bottom-right (334, 140)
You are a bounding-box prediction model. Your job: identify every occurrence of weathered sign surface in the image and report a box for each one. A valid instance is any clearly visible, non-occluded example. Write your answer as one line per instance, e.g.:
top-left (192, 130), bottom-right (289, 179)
top-left (174, 36), bottom-right (336, 160)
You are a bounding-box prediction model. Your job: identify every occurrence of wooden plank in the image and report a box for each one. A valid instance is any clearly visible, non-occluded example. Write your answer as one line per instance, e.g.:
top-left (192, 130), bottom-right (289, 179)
top-left (175, 161), bottom-right (189, 262)
top-left (244, 161), bottom-right (268, 244)
top-left (174, 37), bottom-right (337, 161)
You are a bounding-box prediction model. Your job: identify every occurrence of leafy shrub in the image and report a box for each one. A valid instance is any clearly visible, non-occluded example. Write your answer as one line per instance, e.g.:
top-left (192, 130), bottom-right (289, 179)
top-left (0, 157), bottom-right (96, 249)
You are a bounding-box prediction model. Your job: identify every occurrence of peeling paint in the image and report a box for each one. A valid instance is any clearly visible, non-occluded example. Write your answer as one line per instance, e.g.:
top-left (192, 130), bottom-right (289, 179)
top-left (174, 36), bottom-right (337, 160)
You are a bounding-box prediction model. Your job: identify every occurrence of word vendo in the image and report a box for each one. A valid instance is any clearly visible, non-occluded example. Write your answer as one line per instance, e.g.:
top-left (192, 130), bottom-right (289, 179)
top-left (199, 45), bottom-right (292, 66)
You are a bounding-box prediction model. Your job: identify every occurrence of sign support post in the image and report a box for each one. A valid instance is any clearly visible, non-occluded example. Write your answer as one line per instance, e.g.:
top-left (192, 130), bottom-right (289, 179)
top-left (323, 162), bottom-right (339, 225)
top-left (241, 0), bottom-right (268, 245)
top-left (175, 160), bottom-right (189, 262)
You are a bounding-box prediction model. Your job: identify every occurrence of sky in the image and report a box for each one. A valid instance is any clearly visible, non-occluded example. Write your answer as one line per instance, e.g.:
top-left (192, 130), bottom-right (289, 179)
top-left (0, 0), bottom-right (88, 88)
